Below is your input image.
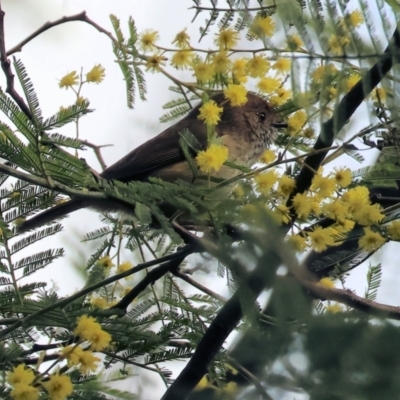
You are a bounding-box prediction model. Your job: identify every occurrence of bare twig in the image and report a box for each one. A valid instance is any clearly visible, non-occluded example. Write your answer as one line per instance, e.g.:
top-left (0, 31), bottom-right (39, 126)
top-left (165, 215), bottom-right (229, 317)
top-left (81, 140), bottom-right (113, 171)
top-left (189, 5), bottom-right (275, 12)
top-left (226, 356), bottom-right (273, 400)
top-left (304, 280), bottom-right (400, 320)
top-left (7, 11), bottom-right (117, 56)
top-left (0, 245), bottom-right (194, 340)
top-left (0, 8), bottom-right (31, 118)
top-left (111, 249), bottom-right (189, 311)
top-left (173, 270), bottom-right (228, 303)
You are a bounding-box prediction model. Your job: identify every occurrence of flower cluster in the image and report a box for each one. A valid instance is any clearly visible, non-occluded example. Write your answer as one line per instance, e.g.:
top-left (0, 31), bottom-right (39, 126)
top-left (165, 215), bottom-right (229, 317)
top-left (73, 315), bottom-right (112, 351)
top-left (62, 345), bottom-right (101, 374)
top-left (59, 65), bottom-right (106, 89)
top-left (196, 144), bottom-right (229, 174)
top-left (6, 364), bottom-right (73, 400)
top-left (251, 160), bottom-right (393, 254)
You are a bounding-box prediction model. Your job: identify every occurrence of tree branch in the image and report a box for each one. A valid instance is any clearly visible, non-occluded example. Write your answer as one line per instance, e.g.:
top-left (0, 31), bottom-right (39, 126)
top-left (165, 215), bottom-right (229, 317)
top-left (112, 248), bottom-right (189, 311)
top-left (0, 245), bottom-right (194, 340)
top-left (304, 280), bottom-right (400, 320)
top-left (0, 7), bottom-right (32, 118)
top-left (6, 11), bottom-right (118, 56)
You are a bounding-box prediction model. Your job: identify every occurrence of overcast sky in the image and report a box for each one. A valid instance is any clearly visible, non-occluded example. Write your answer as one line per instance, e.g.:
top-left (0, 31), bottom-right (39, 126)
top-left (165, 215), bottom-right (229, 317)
top-left (1, 1), bottom-right (400, 398)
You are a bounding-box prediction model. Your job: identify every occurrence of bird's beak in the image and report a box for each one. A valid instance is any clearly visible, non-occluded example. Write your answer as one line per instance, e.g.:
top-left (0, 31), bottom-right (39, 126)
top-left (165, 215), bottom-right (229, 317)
top-left (271, 122), bottom-right (288, 129)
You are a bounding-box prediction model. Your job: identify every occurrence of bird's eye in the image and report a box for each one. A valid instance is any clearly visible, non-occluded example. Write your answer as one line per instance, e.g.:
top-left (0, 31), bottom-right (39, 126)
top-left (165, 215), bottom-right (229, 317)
top-left (258, 112), bottom-right (266, 122)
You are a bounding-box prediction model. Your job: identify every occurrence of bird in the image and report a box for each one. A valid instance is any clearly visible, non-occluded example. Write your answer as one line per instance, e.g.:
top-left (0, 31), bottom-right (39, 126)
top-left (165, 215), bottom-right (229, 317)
top-left (19, 92), bottom-right (281, 232)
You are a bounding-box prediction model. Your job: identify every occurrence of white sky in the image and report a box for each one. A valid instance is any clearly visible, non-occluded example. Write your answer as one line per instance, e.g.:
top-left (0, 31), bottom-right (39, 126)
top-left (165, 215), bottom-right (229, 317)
top-left (2, 1), bottom-right (400, 398)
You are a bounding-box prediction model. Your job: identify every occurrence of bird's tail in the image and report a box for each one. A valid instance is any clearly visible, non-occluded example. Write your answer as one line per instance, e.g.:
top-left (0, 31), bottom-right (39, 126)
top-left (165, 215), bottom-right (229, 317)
top-left (18, 199), bottom-right (85, 233)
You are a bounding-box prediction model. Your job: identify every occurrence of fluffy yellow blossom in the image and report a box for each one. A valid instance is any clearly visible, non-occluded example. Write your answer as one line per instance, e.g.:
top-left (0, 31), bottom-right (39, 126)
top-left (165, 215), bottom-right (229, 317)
top-left (139, 29), bottom-right (159, 51)
top-left (342, 186), bottom-right (370, 208)
top-left (196, 144), bottom-right (228, 174)
top-left (73, 315), bottom-right (112, 351)
top-left (42, 374), bottom-right (73, 400)
top-left (146, 54), bottom-right (165, 71)
top-left (322, 200), bottom-right (347, 222)
top-left (343, 74), bottom-right (360, 91)
top-left (346, 10), bottom-right (364, 28)
top-left (10, 384), bottom-right (39, 400)
top-left (213, 51), bottom-right (231, 74)
top-left (312, 64), bottom-right (337, 83)
top-left (294, 91), bottom-right (314, 108)
top-left (358, 227), bottom-right (386, 251)
top-left (272, 58), bottom-right (291, 73)
top-left (287, 34), bottom-right (303, 51)
top-left (98, 255), bottom-right (114, 268)
top-left (90, 296), bottom-right (108, 309)
top-left (287, 110), bottom-right (307, 136)
top-left (270, 87), bottom-right (291, 106)
top-left (328, 34), bottom-right (350, 55)
top-left (215, 28), bottom-right (239, 49)
top-left (193, 62), bottom-right (214, 83)
top-left (354, 204), bottom-right (384, 226)
top-left (223, 84), bottom-right (247, 106)
top-left (260, 149), bottom-right (276, 164)
top-left (273, 204), bottom-right (291, 224)
top-left (288, 234), bottom-right (308, 252)
top-left (246, 56), bottom-right (270, 78)
top-left (7, 365), bottom-right (35, 386)
top-left (62, 345), bottom-right (81, 366)
top-left (257, 77), bottom-right (280, 94)
top-left (303, 127), bottom-right (315, 138)
top-left (232, 58), bottom-right (247, 83)
top-left (254, 170), bottom-right (279, 193)
top-left (325, 86), bottom-right (338, 101)
top-left (326, 304), bottom-right (343, 313)
top-left (117, 261), bottom-right (133, 274)
top-left (278, 175), bottom-right (296, 196)
top-left (86, 64), bottom-right (105, 83)
top-left (292, 192), bottom-right (313, 219)
top-left (342, 186), bottom-right (384, 225)
top-left (171, 50), bottom-right (193, 69)
top-left (308, 226), bottom-right (336, 252)
top-left (78, 350), bottom-right (101, 374)
top-left (232, 185), bottom-right (245, 198)
top-left (311, 175), bottom-right (336, 198)
top-left (372, 87), bottom-right (387, 102)
top-left (75, 96), bottom-right (88, 106)
top-left (332, 167), bottom-right (352, 188)
top-left (251, 16), bottom-right (275, 38)
top-left (59, 71), bottom-right (78, 88)
top-left (62, 346), bottom-right (101, 374)
top-left (172, 29), bottom-right (190, 48)
top-left (388, 220), bottom-right (400, 240)
top-left (319, 277), bottom-right (335, 289)
top-left (198, 100), bottom-right (223, 126)
top-left (335, 218), bottom-right (355, 233)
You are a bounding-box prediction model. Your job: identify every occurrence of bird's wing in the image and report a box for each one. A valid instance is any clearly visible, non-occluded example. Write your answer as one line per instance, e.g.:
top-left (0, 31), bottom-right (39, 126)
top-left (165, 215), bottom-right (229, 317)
top-left (101, 114), bottom-right (207, 182)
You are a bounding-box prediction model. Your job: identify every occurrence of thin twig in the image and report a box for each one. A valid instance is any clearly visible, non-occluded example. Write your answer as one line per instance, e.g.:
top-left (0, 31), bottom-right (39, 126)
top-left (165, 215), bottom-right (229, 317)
top-left (304, 280), bottom-right (400, 320)
top-left (81, 140), bottom-right (113, 171)
top-left (7, 11), bottom-right (117, 56)
top-left (226, 356), bottom-right (273, 400)
top-left (111, 248), bottom-right (189, 311)
top-left (0, 7), bottom-right (31, 118)
top-left (173, 270), bottom-right (227, 303)
top-left (0, 245), bottom-right (194, 340)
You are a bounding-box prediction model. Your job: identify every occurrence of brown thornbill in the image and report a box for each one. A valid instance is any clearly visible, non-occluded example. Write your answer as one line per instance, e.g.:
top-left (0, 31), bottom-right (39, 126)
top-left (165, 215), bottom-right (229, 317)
top-left (19, 93), bottom-right (282, 232)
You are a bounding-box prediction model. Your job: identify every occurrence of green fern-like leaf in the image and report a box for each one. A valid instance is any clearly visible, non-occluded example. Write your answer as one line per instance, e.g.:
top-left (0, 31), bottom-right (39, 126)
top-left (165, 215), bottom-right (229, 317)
top-left (41, 101), bottom-right (91, 130)
top-left (364, 263), bottom-right (382, 301)
top-left (13, 58), bottom-right (43, 126)
top-left (13, 249), bottom-right (64, 277)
